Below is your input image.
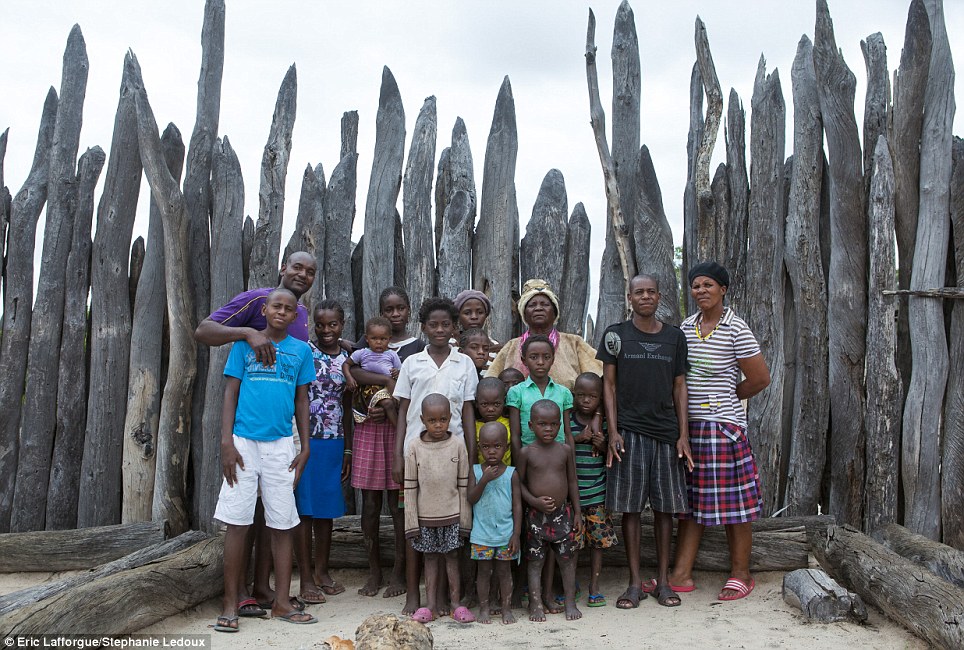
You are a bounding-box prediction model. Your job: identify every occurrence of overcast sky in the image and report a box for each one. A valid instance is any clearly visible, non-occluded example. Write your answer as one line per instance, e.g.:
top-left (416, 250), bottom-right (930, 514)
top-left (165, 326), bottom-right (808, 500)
top-left (2, 0), bottom-right (962, 309)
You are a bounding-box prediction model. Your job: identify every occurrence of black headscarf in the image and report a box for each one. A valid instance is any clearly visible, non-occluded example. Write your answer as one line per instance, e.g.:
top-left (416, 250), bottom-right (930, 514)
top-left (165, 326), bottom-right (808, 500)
top-left (687, 261), bottom-right (730, 288)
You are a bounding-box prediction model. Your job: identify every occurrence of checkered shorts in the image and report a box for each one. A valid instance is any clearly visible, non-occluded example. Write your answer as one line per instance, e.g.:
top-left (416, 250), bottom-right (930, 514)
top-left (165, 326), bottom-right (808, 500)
top-left (677, 420), bottom-right (761, 526)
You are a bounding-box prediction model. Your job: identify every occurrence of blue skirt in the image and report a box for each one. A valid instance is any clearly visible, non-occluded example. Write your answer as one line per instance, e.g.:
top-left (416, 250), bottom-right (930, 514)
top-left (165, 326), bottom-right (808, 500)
top-left (294, 438), bottom-right (346, 519)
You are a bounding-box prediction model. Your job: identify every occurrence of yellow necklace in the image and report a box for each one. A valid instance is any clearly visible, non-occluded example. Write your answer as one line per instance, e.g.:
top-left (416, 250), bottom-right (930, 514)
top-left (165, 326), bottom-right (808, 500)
top-left (695, 310), bottom-right (724, 341)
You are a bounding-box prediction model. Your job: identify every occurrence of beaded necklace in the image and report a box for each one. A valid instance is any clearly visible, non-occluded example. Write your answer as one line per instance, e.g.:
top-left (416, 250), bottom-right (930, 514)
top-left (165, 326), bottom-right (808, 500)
top-left (694, 308), bottom-right (726, 341)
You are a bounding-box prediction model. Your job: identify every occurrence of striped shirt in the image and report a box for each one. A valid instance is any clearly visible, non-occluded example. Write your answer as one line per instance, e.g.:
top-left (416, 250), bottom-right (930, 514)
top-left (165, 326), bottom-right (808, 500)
top-left (572, 415), bottom-right (607, 507)
top-left (681, 308), bottom-right (761, 428)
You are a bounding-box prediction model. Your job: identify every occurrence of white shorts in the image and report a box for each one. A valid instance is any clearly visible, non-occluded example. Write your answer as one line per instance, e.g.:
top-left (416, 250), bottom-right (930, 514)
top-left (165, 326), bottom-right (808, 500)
top-left (213, 435), bottom-right (300, 530)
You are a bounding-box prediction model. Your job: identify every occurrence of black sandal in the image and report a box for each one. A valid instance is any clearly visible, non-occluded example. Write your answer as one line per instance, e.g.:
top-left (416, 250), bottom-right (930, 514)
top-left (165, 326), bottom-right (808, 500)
top-left (615, 584), bottom-right (646, 609)
top-left (655, 583), bottom-right (681, 607)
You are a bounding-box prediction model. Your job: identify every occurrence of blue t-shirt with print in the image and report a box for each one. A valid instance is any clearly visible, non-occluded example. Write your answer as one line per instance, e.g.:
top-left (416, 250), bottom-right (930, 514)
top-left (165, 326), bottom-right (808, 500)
top-left (224, 336), bottom-right (315, 441)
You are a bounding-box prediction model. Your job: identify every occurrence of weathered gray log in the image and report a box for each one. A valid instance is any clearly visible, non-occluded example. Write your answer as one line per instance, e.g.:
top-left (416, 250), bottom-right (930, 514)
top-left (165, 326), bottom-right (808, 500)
top-left (0, 88), bottom-right (57, 532)
top-left (586, 11), bottom-right (634, 339)
top-left (874, 522), bottom-right (964, 589)
top-left (784, 36), bottom-right (829, 518)
top-left (247, 64), bottom-right (297, 290)
top-left (436, 190), bottom-right (474, 301)
top-left (0, 520), bottom-right (167, 572)
top-left (130, 53), bottom-right (198, 536)
top-left (76, 53), bottom-right (143, 529)
top-left (288, 162), bottom-right (326, 313)
top-left (902, 0), bottom-right (953, 540)
top-left (0, 128), bottom-right (7, 266)
top-left (351, 236), bottom-right (365, 339)
top-left (682, 61), bottom-right (703, 315)
top-left (862, 33), bottom-right (889, 203)
top-left (121, 124), bottom-right (184, 524)
top-left (693, 16), bottom-right (724, 266)
top-left (723, 89), bottom-right (750, 313)
top-left (745, 56), bottom-right (786, 516)
top-left (943, 138), bottom-right (964, 550)
top-left (633, 146), bottom-right (679, 325)
top-left (585, 315), bottom-right (595, 345)
top-left (521, 169), bottom-right (568, 292)
top-left (864, 137), bottom-right (902, 533)
top-left (780, 155), bottom-right (796, 461)
top-left (1, 536), bottom-right (222, 636)
top-left (46, 147), bottom-right (106, 531)
top-left (892, 0), bottom-right (932, 392)
top-left (782, 568), bottom-right (867, 623)
top-left (814, 0), bottom-right (867, 528)
top-left (197, 136), bottom-right (245, 534)
top-left (393, 208), bottom-right (406, 290)
top-left (706, 162), bottom-right (728, 264)
top-left (434, 118), bottom-right (476, 293)
top-left (559, 203), bottom-right (591, 336)
top-left (341, 109), bottom-right (359, 159)
top-left (241, 214), bottom-right (254, 290)
top-left (811, 523), bottom-right (964, 648)
top-left (325, 514), bottom-right (823, 571)
top-left (596, 0), bottom-right (639, 337)
top-left (184, 0), bottom-right (226, 531)
top-left (403, 96), bottom-right (438, 319)
top-left (12, 27), bottom-right (88, 532)
top-left (324, 151), bottom-right (359, 338)
top-left (0, 530), bottom-right (206, 614)
top-left (128, 237), bottom-right (144, 316)
top-left (434, 147), bottom-right (452, 260)
top-left (362, 66), bottom-right (405, 321)
top-left (474, 76), bottom-right (520, 342)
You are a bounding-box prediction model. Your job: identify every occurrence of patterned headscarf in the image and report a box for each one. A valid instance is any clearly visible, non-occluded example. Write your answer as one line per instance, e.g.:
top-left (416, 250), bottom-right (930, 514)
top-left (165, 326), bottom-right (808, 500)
top-left (453, 289), bottom-right (491, 314)
top-left (517, 278), bottom-right (560, 324)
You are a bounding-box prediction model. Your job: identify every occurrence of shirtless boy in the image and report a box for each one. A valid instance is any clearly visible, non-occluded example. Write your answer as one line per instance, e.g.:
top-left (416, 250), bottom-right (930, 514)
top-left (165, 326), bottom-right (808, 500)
top-left (516, 400), bottom-right (582, 622)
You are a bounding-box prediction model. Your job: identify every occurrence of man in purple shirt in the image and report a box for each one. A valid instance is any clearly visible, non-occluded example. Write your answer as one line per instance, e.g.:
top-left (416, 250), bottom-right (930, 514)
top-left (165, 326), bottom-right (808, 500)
top-left (195, 250), bottom-right (317, 615)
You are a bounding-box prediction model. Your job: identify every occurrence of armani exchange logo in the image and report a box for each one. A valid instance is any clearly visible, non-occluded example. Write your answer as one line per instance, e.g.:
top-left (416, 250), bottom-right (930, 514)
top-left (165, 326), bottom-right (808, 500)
top-left (640, 342), bottom-right (660, 352)
top-left (604, 330), bottom-right (622, 356)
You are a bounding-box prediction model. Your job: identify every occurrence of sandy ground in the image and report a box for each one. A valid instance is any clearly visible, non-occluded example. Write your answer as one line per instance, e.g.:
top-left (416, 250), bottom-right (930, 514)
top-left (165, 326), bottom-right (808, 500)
top-left (2, 566), bottom-right (924, 649)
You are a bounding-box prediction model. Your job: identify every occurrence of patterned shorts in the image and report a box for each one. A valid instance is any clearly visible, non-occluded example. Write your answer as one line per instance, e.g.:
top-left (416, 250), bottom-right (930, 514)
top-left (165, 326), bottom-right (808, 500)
top-left (525, 502), bottom-right (578, 561)
top-left (411, 523), bottom-right (463, 554)
top-left (677, 420), bottom-right (761, 526)
top-left (470, 543), bottom-right (519, 561)
top-left (577, 505), bottom-right (618, 550)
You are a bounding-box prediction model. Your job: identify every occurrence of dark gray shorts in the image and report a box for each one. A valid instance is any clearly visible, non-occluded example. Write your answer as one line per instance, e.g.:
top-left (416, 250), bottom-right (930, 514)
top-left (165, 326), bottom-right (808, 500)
top-left (606, 430), bottom-right (689, 514)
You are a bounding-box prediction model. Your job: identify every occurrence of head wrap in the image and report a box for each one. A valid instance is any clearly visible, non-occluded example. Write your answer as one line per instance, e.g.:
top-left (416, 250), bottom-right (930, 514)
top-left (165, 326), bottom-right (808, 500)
top-left (687, 261), bottom-right (730, 288)
top-left (453, 289), bottom-right (491, 314)
top-left (518, 278), bottom-right (560, 323)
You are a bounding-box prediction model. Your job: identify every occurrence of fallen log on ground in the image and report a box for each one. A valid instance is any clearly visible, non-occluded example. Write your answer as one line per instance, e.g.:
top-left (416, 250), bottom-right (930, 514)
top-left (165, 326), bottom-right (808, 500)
top-left (0, 530), bottom-right (206, 615)
top-left (782, 568), bottom-right (867, 623)
top-left (873, 523), bottom-right (964, 590)
top-left (1, 536), bottom-right (222, 636)
top-left (328, 514), bottom-right (827, 571)
top-left (810, 523), bottom-right (964, 649)
top-left (0, 521), bottom-right (167, 572)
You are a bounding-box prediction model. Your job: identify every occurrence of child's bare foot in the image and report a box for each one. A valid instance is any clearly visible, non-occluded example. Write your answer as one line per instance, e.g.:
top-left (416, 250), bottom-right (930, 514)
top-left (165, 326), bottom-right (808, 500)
top-left (529, 601), bottom-right (546, 622)
top-left (542, 597), bottom-right (564, 615)
top-left (401, 593), bottom-right (420, 615)
top-left (383, 576), bottom-right (406, 598)
top-left (358, 575), bottom-right (382, 597)
top-left (436, 602), bottom-right (452, 617)
top-left (477, 604), bottom-right (491, 624)
top-left (501, 608), bottom-right (517, 624)
top-left (565, 601), bottom-right (582, 621)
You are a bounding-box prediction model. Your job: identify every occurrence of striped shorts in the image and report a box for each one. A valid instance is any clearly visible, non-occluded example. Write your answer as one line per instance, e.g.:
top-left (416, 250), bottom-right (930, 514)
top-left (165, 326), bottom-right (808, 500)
top-left (677, 420), bottom-right (761, 526)
top-left (606, 430), bottom-right (689, 514)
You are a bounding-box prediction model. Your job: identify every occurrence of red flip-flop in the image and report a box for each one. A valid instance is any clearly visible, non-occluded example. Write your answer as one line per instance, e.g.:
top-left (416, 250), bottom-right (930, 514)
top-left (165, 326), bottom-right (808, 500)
top-left (718, 577), bottom-right (754, 601)
top-left (641, 578), bottom-right (696, 594)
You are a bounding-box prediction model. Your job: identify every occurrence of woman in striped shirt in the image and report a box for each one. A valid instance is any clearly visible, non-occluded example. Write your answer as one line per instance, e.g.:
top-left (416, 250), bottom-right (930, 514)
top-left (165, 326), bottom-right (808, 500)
top-left (668, 262), bottom-right (770, 601)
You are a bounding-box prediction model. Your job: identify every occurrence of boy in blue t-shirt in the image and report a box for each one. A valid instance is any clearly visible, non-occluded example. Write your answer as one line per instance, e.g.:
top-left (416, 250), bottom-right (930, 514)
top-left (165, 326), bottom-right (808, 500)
top-left (213, 288), bottom-right (317, 632)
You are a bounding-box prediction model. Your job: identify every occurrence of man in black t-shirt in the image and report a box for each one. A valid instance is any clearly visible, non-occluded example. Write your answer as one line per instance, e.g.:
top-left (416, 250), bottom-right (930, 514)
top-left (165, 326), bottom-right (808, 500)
top-left (596, 274), bottom-right (693, 609)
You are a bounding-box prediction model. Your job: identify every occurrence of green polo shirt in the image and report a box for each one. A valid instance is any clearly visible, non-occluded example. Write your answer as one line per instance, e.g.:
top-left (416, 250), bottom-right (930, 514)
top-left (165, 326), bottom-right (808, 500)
top-left (506, 376), bottom-right (574, 446)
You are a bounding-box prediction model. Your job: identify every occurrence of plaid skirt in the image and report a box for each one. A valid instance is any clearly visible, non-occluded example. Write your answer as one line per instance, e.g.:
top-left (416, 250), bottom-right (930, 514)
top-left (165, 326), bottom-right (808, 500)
top-left (351, 420), bottom-right (400, 491)
top-left (678, 420), bottom-right (761, 526)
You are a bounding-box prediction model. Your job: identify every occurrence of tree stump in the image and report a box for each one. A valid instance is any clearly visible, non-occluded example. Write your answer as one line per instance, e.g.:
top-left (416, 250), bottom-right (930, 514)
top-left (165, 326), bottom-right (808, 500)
top-left (520, 169), bottom-right (568, 293)
top-left (782, 568), bottom-right (867, 623)
top-left (325, 150), bottom-right (359, 338)
top-left (723, 89), bottom-right (749, 313)
top-left (559, 203), bottom-right (591, 336)
top-left (633, 146), bottom-right (679, 325)
top-left (403, 96), bottom-right (438, 323)
top-left (436, 190), bottom-right (474, 301)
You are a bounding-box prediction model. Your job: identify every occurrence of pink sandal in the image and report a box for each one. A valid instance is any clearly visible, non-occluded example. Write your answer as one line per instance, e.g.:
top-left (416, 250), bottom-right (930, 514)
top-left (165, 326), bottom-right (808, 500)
top-left (718, 577), bottom-right (754, 601)
top-left (451, 605), bottom-right (476, 623)
top-left (411, 607), bottom-right (434, 623)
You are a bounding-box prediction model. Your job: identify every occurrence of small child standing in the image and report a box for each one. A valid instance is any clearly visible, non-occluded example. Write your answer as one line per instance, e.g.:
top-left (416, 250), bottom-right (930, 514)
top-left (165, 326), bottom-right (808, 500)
top-left (517, 400), bottom-right (582, 622)
top-left (459, 328), bottom-right (491, 378)
top-left (474, 377), bottom-right (511, 465)
top-left (468, 422), bottom-right (522, 624)
top-left (213, 288), bottom-right (317, 632)
top-left (571, 372), bottom-right (616, 607)
top-left (346, 317), bottom-right (401, 426)
top-left (506, 335), bottom-right (573, 465)
top-left (404, 394), bottom-right (474, 624)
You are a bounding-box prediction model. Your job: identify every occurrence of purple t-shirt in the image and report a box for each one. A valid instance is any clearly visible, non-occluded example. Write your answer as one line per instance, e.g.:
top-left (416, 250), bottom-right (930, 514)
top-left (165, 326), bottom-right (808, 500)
top-left (208, 287), bottom-right (310, 342)
top-left (350, 348), bottom-right (401, 376)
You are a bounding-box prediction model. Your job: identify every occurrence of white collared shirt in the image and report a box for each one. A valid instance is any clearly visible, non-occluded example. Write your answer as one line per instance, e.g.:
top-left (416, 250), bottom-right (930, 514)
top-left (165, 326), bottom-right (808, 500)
top-left (393, 346), bottom-right (479, 451)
